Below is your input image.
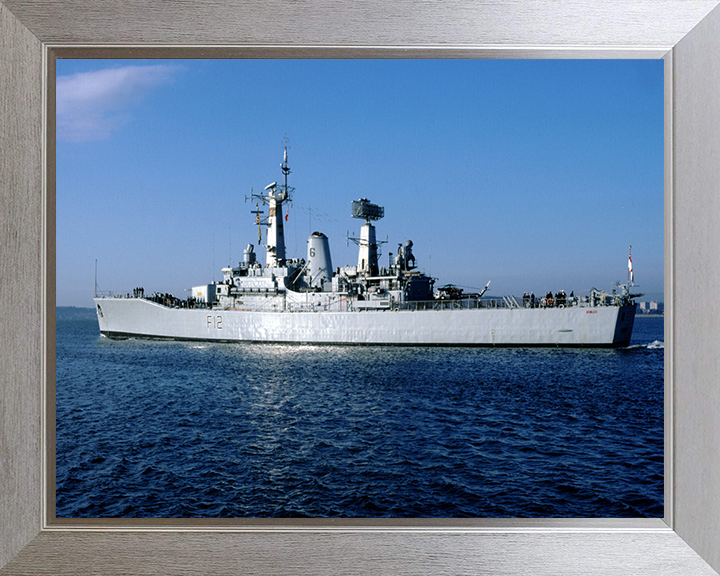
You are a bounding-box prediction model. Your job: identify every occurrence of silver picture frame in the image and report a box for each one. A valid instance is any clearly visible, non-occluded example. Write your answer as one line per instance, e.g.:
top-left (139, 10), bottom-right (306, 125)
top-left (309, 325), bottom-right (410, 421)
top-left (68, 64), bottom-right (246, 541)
top-left (2, 1), bottom-right (719, 574)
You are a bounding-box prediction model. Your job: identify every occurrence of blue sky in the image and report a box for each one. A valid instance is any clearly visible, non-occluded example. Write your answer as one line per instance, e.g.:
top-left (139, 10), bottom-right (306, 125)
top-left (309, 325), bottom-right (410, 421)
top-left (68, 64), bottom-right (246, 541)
top-left (56, 59), bottom-right (664, 307)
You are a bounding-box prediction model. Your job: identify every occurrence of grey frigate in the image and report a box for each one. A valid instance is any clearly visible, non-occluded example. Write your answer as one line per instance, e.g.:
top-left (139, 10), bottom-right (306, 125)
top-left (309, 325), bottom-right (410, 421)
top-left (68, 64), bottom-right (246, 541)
top-left (94, 146), bottom-right (639, 347)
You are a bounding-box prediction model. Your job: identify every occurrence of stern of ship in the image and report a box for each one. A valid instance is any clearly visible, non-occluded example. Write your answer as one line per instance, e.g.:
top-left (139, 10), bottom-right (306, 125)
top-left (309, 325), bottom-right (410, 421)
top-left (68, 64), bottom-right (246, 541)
top-left (612, 303), bottom-right (637, 347)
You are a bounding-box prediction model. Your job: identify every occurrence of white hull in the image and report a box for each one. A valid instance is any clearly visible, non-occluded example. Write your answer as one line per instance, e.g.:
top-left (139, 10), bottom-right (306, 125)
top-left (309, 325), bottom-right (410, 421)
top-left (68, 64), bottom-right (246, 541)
top-left (94, 297), bottom-right (636, 347)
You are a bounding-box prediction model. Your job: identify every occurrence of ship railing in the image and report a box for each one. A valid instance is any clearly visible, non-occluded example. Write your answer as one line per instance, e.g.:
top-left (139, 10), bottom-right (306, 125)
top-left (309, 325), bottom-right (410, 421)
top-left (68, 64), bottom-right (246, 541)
top-left (396, 298), bottom-right (502, 311)
top-left (394, 295), bottom-right (625, 312)
top-left (285, 300), bottom-right (345, 313)
top-left (96, 289), bottom-right (217, 309)
top-left (94, 290), bottom-right (134, 299)
top-left (502, 296), bottom-right (523, 309)
top-left (393, 299), bottom-right (502, 312)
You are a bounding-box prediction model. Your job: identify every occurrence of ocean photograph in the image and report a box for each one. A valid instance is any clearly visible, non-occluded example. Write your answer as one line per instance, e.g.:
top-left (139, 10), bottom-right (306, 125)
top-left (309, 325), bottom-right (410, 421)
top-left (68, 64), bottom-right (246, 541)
top-left (56, 59), bottom-right (664, 518)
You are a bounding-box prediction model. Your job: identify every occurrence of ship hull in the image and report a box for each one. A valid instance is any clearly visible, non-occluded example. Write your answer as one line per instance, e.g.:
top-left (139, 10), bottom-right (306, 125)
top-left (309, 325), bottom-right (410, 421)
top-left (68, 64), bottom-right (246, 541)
top-left (94, 298), bottom-right (636, 347)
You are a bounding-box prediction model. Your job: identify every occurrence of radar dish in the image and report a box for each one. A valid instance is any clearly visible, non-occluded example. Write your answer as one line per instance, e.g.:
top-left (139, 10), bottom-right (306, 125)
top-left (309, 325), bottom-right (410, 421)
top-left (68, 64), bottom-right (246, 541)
top-left (351, 199), bottom-right (384, 221)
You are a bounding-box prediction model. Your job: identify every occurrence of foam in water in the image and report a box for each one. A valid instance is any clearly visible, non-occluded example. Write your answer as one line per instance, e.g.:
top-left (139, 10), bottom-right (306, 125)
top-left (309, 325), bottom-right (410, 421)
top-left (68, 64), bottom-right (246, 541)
top-left (621, 340), bottom-right (664, 350)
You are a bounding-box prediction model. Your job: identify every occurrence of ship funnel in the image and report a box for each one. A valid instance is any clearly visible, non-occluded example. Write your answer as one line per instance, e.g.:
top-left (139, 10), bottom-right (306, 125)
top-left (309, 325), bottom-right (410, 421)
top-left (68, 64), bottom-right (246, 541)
top-left (306, 232), bottom-right (333, 290)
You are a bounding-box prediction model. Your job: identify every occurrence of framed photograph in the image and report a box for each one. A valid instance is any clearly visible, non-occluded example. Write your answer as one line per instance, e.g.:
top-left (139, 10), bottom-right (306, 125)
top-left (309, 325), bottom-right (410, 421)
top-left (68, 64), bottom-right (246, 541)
top-left (52, 57), bottom-right (666, 521)
top-left (2, 1), bottom-right (720, 575)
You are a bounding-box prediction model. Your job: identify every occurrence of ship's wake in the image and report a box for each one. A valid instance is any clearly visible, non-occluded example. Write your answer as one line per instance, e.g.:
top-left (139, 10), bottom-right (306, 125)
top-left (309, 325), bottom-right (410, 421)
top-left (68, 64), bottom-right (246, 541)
top-left (623, 340), bottom-right (664, 350)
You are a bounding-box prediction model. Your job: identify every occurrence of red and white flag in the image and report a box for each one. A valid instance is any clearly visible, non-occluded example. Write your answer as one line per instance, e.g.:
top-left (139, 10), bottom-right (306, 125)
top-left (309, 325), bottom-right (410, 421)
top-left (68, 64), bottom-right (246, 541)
top-left (628, 246), bottom-right (634, 284)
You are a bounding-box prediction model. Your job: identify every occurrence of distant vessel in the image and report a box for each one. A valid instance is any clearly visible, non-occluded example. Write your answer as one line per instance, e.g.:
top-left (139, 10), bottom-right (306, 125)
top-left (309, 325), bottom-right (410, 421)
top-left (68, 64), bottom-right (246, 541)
top-left (95, 145), bottom-right (639, 347)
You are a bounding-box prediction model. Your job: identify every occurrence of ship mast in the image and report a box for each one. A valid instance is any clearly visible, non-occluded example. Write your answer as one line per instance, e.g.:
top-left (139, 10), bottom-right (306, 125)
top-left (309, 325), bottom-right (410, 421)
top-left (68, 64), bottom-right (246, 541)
top-left (248, 141), bottom-right (294, 268)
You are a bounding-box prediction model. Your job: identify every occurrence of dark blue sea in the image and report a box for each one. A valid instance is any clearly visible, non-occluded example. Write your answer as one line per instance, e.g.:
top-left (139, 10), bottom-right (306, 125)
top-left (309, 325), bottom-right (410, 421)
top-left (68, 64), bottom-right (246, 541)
top-left (56, 309), bottom-right (664, 518)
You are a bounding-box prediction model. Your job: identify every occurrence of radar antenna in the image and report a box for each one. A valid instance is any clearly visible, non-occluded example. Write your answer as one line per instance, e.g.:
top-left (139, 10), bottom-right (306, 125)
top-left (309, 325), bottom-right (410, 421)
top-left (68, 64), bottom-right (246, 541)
top-left (281, 135), bottom-right (291, 190)
top-left (351, 198), bottom-right (384, 223)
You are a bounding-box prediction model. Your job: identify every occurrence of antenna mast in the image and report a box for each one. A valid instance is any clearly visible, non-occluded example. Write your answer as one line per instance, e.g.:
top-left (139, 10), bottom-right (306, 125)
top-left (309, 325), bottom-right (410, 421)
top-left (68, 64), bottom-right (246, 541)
top-left (348, 198), bottom-right (386, 276)
top-left (281, 137), bottom-right (290, 194)
top-left (246, 139), bottom-right (294, 267)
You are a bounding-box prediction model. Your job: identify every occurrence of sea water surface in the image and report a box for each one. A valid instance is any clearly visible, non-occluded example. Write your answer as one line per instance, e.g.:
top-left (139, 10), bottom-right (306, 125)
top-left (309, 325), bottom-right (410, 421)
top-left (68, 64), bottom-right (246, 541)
top-left (56, 309), bottom-right (664, 518)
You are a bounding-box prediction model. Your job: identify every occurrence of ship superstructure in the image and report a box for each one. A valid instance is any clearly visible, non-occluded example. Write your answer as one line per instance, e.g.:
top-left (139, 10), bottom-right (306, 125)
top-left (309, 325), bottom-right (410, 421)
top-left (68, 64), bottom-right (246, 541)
top-left (94, 145), bottom-right (639, 347)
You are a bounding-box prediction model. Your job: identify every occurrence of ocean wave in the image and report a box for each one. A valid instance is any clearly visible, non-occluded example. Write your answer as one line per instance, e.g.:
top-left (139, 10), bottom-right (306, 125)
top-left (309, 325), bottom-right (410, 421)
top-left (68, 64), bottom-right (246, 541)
top-left (623, 340), bottom-right (664, 350)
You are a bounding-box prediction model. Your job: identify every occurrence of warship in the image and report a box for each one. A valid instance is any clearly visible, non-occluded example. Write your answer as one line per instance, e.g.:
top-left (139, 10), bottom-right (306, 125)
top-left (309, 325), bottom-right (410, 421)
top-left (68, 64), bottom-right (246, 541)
top-left (94, 146), bottom-right (639, 347)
